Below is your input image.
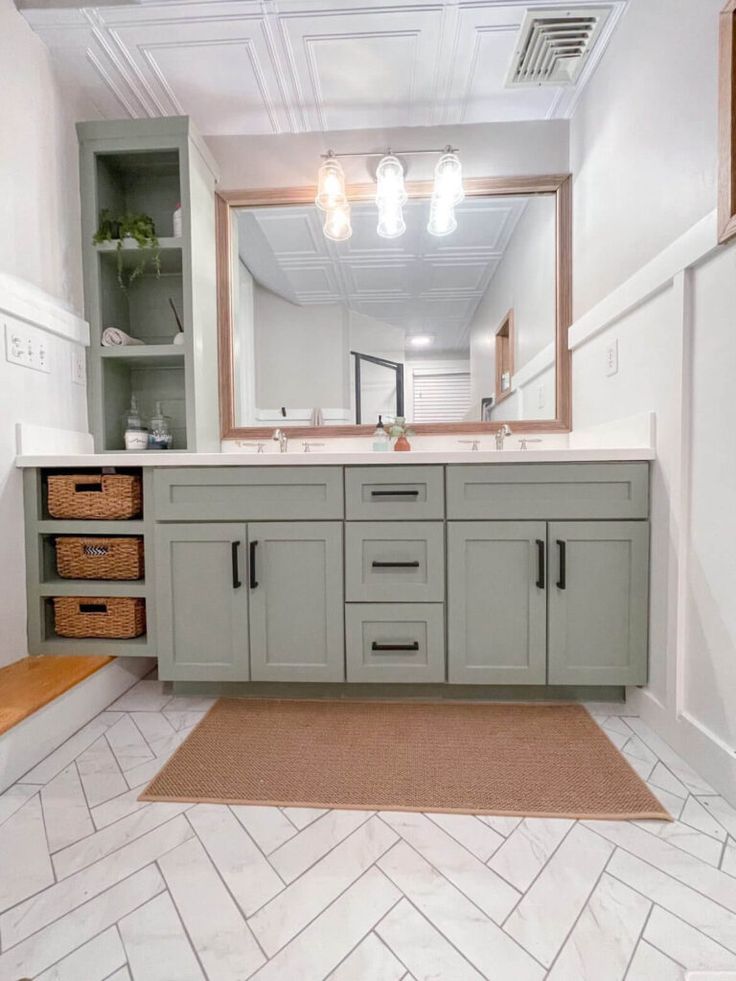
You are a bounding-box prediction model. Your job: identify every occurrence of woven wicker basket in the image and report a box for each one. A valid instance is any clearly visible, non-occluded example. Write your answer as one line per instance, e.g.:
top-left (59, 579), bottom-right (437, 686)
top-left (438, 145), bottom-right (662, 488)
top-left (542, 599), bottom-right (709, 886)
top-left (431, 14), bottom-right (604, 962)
top-left (56, 537), bottom-right (144, 581)
top-left (47, 475), bottom-right (142, 520)
top-left (53, 597), bottom-right (146, 639)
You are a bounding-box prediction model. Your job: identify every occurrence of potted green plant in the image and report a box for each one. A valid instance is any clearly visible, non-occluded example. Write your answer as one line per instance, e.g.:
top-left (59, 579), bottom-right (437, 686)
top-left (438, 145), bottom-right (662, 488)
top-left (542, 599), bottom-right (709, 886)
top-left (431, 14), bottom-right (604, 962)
top-left (388, 416), bottom-right (414, 452)
top-left (93, 210), bottom-right (161, 291)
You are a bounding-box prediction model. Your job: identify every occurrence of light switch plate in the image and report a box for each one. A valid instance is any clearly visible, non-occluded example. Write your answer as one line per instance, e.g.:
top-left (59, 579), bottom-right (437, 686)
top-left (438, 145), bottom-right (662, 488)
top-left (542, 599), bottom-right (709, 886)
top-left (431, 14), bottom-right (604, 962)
top-left (605, 339), bottom-right (619, 377)
top-left (4, 320), bottom-right (51, 373)
top-left (71, 347), bottom-right (86, 385)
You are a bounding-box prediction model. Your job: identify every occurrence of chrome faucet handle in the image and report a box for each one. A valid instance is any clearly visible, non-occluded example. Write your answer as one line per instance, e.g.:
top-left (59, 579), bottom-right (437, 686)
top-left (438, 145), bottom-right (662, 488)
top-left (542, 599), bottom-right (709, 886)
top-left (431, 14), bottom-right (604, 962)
top-left (302, 441), bottom-right (326, 454)
top-left (239, 441), bottom-right (266, 454)
top-left (518, 437), bottom-right (543, 451)
top-left (458, 439), bottom-right (480, 451)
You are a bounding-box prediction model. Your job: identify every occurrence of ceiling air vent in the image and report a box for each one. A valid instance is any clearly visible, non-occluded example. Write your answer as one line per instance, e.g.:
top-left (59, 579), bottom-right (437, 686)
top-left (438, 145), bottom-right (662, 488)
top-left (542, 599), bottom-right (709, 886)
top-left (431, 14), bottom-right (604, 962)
top-left (506, 5), bottom-right (613, 87)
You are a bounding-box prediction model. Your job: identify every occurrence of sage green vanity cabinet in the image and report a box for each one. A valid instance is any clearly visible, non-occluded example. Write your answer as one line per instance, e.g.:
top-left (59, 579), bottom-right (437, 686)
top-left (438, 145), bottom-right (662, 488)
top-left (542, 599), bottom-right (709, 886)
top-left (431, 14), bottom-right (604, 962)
top-left (248, 522), bottom-right (344, 682)
top-left (155, 523), bottom-right (249, 682)
top-left (345, 521), bottom-right (444, 603)
top-left (345, 603), bottom-right (445, 683)
top-left (547, 521), bottom-right (649, 686)
top-left (447, 521), bottom-right (548, 684)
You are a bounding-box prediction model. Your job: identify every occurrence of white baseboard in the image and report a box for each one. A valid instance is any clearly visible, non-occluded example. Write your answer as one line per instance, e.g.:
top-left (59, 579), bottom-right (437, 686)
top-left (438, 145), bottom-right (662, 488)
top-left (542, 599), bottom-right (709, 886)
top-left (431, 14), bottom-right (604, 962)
top-left (0, 657), bottom-right (155, 793)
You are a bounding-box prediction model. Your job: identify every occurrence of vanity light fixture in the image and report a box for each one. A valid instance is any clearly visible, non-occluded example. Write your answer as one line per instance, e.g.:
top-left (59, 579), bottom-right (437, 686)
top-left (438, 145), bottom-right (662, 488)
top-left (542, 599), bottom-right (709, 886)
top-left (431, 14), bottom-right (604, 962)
top-left (315, 153), bottom-right (348, 212)
top-left (323, 202), bottom-right (352, 242)
top-left (433, 150), bottom-right (464, 206)
top-left (408, 333), bottom-right (434, 347)
top-left (427, 196), bottom-right (458, 237)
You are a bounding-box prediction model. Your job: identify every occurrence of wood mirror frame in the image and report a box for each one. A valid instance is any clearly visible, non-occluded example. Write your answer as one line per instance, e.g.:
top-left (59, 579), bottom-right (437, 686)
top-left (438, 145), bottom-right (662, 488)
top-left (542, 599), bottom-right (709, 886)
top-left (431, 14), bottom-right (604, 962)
top-left (216, 174), bottom-right (572, 439)
top-left (720, 0), bottom-right (736, 244)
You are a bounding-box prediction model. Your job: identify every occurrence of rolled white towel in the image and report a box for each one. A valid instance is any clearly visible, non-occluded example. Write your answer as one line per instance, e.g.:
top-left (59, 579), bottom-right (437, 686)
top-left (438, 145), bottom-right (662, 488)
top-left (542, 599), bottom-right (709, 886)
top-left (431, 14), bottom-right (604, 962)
top-left (101, 327), bottom-right (145, 347)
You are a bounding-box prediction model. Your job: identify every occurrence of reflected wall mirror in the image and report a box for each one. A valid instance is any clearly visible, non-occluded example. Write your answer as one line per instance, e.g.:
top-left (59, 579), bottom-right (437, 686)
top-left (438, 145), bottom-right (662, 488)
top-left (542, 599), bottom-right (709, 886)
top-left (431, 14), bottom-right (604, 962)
top-left (217, 175), bottom-right (571, 438)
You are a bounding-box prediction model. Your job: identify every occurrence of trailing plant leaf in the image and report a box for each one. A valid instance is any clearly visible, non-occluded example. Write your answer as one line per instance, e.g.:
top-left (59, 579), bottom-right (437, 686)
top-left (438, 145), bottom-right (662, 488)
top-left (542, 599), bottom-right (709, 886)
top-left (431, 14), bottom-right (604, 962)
top-left (92, 210), bottom-right (161, 291)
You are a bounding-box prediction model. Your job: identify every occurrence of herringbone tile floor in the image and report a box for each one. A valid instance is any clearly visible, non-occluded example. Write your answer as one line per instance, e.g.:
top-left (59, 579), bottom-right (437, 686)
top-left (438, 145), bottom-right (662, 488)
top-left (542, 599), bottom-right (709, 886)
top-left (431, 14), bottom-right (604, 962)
top-left (1, 678), bottom-right (736, 980)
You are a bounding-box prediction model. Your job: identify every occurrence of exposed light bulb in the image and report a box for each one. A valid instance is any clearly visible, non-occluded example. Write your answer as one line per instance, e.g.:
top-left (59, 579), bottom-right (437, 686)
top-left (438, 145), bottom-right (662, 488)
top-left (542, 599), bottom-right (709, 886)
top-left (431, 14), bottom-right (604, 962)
top-left (427, 196), bottom-right (457, 237)
top-left (323, 203), bottom-right (352, 242)
top-left (433, 151), bottom-right (464, 206)
top-left (375, 155), bottom-right (407, 206)
top-left (315, 156), bottom-right (347, 212)
top-left (377, 200), bottom-right (406, 239)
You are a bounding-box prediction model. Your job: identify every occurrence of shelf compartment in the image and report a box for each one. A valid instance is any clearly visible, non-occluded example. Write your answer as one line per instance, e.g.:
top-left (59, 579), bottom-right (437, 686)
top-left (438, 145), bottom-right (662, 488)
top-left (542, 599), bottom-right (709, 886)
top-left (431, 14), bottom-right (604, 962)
top-left (100, 345), bottom-right (185, 366)
top-left (37, 597), bottom-right (151, 656)
top-left (95, 149), bottom-right (181, 240)
top-left (102, 356), bottom-right (187, 452)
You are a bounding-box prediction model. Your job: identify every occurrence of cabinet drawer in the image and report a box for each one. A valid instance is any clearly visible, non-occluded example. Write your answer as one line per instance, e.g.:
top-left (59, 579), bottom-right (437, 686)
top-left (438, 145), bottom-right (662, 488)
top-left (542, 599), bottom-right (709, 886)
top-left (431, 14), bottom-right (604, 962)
top-left (346, 603), bottom-right (445, 683)
top-left (153, 467), bottom-right (343, 521)
top-left (345, 466), bottom-right (444, 520)
top-left (345, 522), bottom-right (444, 602)
top-left (447, 463), bottom-right (649, 520)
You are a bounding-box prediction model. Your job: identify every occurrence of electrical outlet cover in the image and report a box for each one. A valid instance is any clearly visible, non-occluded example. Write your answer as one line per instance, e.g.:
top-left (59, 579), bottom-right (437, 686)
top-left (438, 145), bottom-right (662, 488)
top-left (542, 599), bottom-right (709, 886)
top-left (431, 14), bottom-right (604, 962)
top-left (605, 339), bottom-right (619, 377)
top-left (71, 348), bottom-right (86, 385)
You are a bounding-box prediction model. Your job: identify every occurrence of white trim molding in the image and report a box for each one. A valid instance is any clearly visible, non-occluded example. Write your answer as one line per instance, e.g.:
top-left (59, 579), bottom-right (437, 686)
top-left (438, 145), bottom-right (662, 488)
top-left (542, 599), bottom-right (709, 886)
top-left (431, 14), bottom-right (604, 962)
top-left (0, 272), bottom-right (89, 347)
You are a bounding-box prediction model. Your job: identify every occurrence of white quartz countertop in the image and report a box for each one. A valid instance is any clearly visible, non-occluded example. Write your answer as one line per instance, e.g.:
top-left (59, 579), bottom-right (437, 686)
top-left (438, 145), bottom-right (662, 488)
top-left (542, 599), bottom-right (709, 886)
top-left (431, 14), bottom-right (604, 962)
top-left (15, 447), bottom-right (655, 467)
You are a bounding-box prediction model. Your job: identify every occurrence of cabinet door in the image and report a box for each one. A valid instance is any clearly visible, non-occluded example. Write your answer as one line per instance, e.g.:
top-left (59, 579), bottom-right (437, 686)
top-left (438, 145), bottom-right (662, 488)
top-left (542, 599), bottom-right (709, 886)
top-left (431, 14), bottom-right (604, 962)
top-left (155, 523), bottom-right (249, 682)
top-left (448, 521), bottom-right (547, 684)
top-left (248, 522), bottom-right (344, 682)
top-left (548, 521), bottom-right (649, 685)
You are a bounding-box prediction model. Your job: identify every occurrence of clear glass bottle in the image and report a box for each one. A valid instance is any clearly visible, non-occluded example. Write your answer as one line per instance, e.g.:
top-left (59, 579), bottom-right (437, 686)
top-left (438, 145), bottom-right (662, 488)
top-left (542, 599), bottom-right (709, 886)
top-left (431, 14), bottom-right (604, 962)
top-left (372, 415), bottom-right (390, 452)
top-left (122, 396), bottom-right (148, 451)
top-left (148, 401), bottom-right (173, 450)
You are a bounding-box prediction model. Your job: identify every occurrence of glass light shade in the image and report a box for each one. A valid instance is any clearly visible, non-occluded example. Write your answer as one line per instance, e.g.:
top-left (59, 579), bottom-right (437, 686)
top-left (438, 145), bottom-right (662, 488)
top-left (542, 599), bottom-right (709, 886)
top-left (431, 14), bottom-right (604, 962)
top-left (315, 158), bottom-right (347, 212)
top-left (375, 155), bottom-right (407, 205)
top-left (323, 203), bottom-right (352, 242)
top-left (427, 197), bottom-right (457, 237)
top-left (433, 152), bottom-right (464, 206)
top-left (377, 200), bottom-right (406, 239)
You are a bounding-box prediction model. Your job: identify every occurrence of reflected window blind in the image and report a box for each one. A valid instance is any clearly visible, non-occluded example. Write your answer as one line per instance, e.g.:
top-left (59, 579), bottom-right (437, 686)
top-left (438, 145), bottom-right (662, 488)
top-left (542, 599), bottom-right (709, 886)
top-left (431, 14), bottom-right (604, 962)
top-left (412, 370), bottom-right (471, 423)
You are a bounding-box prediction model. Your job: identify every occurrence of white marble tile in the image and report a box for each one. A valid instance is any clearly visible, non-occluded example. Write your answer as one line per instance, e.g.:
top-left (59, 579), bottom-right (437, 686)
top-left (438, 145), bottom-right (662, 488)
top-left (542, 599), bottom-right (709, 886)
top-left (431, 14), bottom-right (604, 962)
top-left (600, 716), bottom-right (632, 737)
top-left (0, 866), bottom-right (163, 981)
top-left (481, 815), bottom-right (523, 837)
top-left (0, 814), bottom-right (193, 947)
top-left (105, 716), bottom-right (155, 772)
top-left (230, 804), bottom-right (298, 854)
top-left (280, 806), bottom-right (327, 829)
top-left (425, 813), bottom-right (504, 862)
top-left (623, 753), bottom-right (656, 782)
top-left (162, 710), bottom-right (208, 732)
top-left (96, 712), bottom-right (126, 727)
top-left (623, 735), bottom-right (659, 767)
top-left (607, 848), bottom-right (736, 954)
top-left (583, 820), bottom-right (736, 913)
top-left (129, 711), bottom-right (176, 753)
top-left (250, 868), bottom-right (400, 981)
top-left (644, 907), bottom-right (736, 972)
top-left (505, 824), bottom-right (614, 967)
top-left (41, 765), bottom-right (94, 853)
top-left (547, 873), bottom-right (650, 980)
top-left (91, 787), bottom-right (151, 829)
top-left (0, 793), bottom-right (54, 913)
top-left (107, 680), bottom-right (173, 712)
top-left (624, 719), bottom-right (717, 795)
top-left (34, 925), bottom-right (127, 981)
top-left (0, 783), bottom-right (37, 827)
top-left (488, 818), bottom-right (574, 892)
top-left (601, 728), bottom-right (629, 750)
top-left (250, 816), bottom-right (397, 957)
top-left (634, 819), bottom-right (724, 866)
top-left (376, 899), bottom-right (483, 981)
top-left (186, 804), bottom-right (283, 916)
top-left (122, 731), bottom-right (189, 789)
top-left (700, 797), bottom-right (736, 840)
top-left (76, 736), bottom-right (128, 808)
top-left (105, 969), bottom-right (132, 981)
top-left (269, 809), bottom-right (373, 883)
top-left (723, 839), bottom-right (736, 877)
top-left (378, 840), bottom-right (543, 981)
top-left (328, 931), bottom-right (406, 981)
top-left (380, 810), bottom-right (520, 923)
top-left (649, 761), bottom-right (689, 799)
top-left (22, 720), bottom-right (110, 785)
top-left (583, 701), bottom-right (634, 717)
top-left (162, 695), bottom-right (216, 714)
top-left (53, 801), bottom-right (191, 879)
top-left (626, 940), bottom-right (685, 981)
top-left (118, 891), bottom-right (204, 981)
top-left (159, 836), bottom-right (265, 980)
top-left (646, 781), bottom-right (687, 819)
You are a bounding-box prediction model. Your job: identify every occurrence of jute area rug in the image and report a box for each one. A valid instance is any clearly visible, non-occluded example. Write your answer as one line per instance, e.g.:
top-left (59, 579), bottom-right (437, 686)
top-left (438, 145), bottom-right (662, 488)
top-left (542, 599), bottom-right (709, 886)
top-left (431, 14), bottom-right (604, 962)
top-left (141, 699), bottom-right (669, 820)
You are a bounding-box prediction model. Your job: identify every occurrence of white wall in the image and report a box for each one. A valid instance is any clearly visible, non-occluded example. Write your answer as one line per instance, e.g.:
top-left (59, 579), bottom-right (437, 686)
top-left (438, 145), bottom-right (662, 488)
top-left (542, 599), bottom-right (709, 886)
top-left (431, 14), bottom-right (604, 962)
top-left (0, 0), bottom-right (95, 668)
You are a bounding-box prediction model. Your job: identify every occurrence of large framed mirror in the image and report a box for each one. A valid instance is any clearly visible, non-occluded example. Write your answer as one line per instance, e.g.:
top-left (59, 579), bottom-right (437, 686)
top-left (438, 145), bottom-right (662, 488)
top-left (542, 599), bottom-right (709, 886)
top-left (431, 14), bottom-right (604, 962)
top-left (217, 175), bottom-right (571, 438)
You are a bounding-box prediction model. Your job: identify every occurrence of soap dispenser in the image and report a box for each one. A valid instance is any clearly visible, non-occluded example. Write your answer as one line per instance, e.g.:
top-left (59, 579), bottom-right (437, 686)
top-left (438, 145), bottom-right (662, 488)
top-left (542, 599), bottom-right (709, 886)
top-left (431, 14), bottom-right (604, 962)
top-left (148, 401), bottom-right (173, 449)
top-left (372, 415), bottom-right (390, 452)
top-left (123, 395), bottom-right (148, 451)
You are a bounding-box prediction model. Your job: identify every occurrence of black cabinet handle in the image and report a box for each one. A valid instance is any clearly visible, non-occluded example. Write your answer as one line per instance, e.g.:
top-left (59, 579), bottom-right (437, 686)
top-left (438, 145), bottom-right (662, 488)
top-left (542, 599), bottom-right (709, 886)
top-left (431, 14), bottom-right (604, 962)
top-left (371, 560), bottom-right (420, 569)
top-left (535, 539), bottom-right (545, 589)
top-left (370, 489), bottom-right (419, 497)
top-left (249, 540), bottom-right (259, 589)
top-left (371, 642), bottom-right (420, 652)
top-left (231, 541), bottom-right (242, 589)
top-left (556, 539), bottom-right (566, 590)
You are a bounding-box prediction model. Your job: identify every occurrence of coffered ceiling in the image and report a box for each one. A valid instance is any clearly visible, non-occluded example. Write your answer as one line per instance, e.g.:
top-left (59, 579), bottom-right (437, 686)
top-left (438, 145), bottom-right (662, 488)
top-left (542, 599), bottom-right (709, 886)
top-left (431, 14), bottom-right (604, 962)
top-left (236, 196), bottom-right (531, 351)
top-left (21, 0), bottom-right (626, 136)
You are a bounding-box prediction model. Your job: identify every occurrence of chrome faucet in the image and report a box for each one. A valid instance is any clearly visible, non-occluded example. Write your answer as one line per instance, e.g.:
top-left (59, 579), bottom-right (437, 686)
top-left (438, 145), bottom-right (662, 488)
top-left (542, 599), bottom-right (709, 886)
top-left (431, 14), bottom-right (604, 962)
top-left (272, 428), bottom-right (288, 453)
top-left (495, 424), bottom-right (512, 450)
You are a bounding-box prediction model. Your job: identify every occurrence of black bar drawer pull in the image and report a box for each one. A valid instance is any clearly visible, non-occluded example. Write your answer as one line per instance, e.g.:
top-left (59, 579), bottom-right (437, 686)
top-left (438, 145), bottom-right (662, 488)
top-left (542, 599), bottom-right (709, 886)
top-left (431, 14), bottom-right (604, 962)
top-left (535, 539), bottom-right (545, 589)
top-left (249, 540), bottom-right (259, 589)
top-left (370, 489), bottom-right (419, 497)
top-left (231, 541), bottom-right (242, 589)
top-left (371, 641), bottom-right (420, 652)
top-left (371, 560), bottom-right (421, 569)
top-left (556, 539), bottom-right (566, 590)
top-left (80, 603), bottom-right (107, 614)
